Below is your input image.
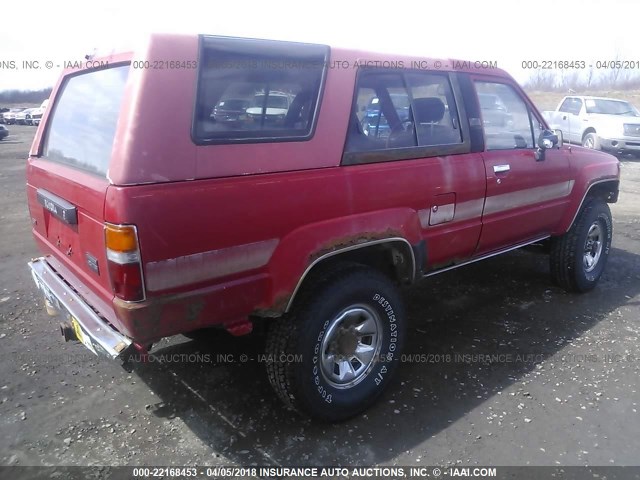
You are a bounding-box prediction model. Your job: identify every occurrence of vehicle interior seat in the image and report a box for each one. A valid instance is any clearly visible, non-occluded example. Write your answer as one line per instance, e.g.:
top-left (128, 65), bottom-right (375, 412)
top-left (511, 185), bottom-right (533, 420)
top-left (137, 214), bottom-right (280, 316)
top-left (412, 97), bottom-right (459, 145)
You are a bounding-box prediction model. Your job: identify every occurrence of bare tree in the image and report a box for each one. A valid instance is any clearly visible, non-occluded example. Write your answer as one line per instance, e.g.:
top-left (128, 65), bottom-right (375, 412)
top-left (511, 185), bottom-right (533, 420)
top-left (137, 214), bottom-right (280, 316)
top-left (586, 67), bottom-right (595, 90)
top-left (606, 52), bottom-right (625, 89)
top-left (523, 69), bottom-right (556, 91)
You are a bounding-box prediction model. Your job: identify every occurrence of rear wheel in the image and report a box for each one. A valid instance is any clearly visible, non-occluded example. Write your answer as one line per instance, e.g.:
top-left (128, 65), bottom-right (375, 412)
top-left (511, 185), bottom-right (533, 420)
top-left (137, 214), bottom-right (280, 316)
top-left (550, 197), bottom-right (612, 292)
top-left (266, 265), bottom-right (406, 422)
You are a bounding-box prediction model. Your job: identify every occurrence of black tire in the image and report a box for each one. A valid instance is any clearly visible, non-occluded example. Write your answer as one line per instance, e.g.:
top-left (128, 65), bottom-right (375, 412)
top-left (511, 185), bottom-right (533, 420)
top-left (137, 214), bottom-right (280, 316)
top-left (582, 132), bottom-right (601, 150)
top-left (266, 265), bottom-right (406, 422)
top-left (550, 197), bottom-right (612, 292)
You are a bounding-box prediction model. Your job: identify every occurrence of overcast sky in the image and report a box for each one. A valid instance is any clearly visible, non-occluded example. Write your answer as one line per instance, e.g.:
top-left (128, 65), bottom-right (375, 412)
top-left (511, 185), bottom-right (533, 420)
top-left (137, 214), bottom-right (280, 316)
top-left (2, 0), bottom-right (639, 91)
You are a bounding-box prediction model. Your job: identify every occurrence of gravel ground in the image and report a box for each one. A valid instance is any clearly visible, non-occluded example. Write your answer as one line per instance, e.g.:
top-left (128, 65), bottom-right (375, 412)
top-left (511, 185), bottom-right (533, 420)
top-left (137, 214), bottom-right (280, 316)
top-left (0, 125), bottom-right (639, 467)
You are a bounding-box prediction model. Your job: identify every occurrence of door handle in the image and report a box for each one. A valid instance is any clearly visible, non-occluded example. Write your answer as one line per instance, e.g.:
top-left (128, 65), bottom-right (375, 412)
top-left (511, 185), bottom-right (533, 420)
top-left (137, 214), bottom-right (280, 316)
top-left (493, 164), bottom-right (510, 174)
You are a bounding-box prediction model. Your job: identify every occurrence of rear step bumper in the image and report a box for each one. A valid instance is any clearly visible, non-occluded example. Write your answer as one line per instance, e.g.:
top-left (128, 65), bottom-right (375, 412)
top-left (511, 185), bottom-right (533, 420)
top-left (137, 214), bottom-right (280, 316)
top-left (28, 257), bottom-right (133, 359)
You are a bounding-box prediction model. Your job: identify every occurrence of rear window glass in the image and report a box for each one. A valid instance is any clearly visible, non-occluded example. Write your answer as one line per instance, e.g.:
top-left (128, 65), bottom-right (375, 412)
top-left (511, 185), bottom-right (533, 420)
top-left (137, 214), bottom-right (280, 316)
top-left (43, 65), bottom-right (129, 177)
top-left (193, 37), bottom-right (328, 144)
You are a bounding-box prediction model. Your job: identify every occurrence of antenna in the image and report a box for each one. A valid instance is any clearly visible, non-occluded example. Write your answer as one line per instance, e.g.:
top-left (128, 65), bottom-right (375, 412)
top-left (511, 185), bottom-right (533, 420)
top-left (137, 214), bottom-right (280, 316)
top-left (568, 109), bottom-right (571, 152)
top-left (567, 97), bottom-right (573, 153)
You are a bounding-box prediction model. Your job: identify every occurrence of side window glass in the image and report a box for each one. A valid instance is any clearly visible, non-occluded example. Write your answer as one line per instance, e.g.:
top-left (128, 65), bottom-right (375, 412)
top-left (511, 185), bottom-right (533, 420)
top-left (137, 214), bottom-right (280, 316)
top-left (559, 97), bottom-right (582, 115)
top-left (194, 38), bottom-right (326, 143)
top-left (358, 88), bottom-right (391, 139)
top-left (346, 73), bottom-right (415, 152)
top-left (530, 111), bottom-right (543, 145)
top-left (475, 82), bottom-right (535, 150)
top-left (405, 73), bottom-right (462, 146)
top-left (558, 98), bottom-right (573, 113)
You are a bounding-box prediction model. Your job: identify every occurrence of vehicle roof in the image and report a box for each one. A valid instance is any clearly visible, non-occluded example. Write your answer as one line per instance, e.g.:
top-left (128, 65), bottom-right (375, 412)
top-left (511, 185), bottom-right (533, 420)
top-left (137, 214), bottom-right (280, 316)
top-left (566, 95), bottom-right (633, 102)
top-left (76, 33), bottom-right (513, 79)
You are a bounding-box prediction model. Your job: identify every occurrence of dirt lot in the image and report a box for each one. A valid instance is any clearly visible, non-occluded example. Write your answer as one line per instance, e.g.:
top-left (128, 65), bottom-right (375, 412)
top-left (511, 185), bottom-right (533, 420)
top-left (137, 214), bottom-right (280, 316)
top-left (0, 125), bottom-right (639, 468)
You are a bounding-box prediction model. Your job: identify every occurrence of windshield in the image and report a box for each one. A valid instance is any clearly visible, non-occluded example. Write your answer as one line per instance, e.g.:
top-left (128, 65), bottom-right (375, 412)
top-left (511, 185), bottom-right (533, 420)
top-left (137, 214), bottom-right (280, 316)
top-left (585, 99), bottom-right (639, 116)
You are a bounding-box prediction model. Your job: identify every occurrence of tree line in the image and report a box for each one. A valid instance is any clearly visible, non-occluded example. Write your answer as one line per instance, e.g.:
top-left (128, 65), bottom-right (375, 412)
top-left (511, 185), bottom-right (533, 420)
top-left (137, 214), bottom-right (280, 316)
top-left (523, 68), bottom-right (640, 91)
top-left (0, 88), bottom-right (52, 105)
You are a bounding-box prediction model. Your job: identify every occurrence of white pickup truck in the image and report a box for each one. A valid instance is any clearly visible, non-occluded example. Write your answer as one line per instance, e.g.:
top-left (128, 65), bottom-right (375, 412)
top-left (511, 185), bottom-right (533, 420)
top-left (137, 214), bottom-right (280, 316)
top-left (542, 95), bottom-right (640, 156)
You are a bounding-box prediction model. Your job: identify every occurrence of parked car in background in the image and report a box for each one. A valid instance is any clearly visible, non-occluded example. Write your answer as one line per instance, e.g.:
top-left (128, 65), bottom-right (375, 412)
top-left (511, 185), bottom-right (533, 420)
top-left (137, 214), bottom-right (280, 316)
top-left (211, 98), bottom-right (250, 126)
top-left (25, 110), bottom-right (36, 125)
top-left (543, 96), bottom-right (640, 156)
top-left (27, 107), bottom-right (44, 126)
top-left (2, 108), bottom-right (27, 125)
top-left (0, 124), bottom-right (8, 140)
top-left (245, 91), bottom-right (293, 125)
top-left (0, 108), bottom-right (9, 124)
top-left (478, 93), bottom-right (513, 128)
top-left (16, 108), bottom-right (37, 125)
top-left (26, 34), bottom-right (620, 422)
top-left (31, 99), bottom-right (49, 126)
top-left (360, 93), bottom-right (411, 138)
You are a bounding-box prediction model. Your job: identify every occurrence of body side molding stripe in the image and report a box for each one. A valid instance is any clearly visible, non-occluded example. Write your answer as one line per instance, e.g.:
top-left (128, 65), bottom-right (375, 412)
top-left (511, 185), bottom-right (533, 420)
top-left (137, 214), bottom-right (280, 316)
top-left (424, 235), bottom-right (550, 278)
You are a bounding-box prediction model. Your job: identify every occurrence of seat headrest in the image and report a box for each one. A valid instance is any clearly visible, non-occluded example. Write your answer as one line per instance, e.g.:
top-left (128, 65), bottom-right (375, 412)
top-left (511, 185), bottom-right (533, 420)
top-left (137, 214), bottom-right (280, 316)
top-left (413, 97), bottom-right (445, 123)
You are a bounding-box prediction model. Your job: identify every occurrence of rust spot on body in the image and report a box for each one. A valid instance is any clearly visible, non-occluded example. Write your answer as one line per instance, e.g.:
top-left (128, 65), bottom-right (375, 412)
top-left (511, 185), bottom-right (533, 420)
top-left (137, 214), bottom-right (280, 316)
top-left (309, 229), bottom-right (404, 263)
top-left (252, 292), bottom-right (291, 318)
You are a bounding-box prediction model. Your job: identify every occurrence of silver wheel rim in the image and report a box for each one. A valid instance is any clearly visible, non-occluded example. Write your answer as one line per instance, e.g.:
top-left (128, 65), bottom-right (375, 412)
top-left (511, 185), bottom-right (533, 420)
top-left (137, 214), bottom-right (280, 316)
top-left (584, 221), bottom-right (603, 273)
top-left (584, 136), bottom-right (594, 148)
top-left (320, 305), bottom-right (383, 389)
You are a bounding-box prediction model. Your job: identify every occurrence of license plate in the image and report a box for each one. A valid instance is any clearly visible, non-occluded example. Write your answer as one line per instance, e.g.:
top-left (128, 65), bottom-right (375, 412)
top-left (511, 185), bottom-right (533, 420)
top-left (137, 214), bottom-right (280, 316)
top-left (70, 316), bottom-right (97, 355)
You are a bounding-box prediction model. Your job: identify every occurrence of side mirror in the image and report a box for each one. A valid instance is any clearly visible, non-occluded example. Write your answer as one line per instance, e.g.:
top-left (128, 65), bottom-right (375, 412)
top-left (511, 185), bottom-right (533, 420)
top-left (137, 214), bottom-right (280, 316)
top-left (535, 129), bottom-right (563, 161)
top-left (552, 129), bottom-right (564, 148)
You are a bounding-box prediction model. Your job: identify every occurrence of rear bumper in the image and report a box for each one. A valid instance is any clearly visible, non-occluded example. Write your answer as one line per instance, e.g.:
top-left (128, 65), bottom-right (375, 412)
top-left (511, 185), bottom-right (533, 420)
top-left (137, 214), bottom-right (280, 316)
top-left (28, 257), bottom-right (133, 359)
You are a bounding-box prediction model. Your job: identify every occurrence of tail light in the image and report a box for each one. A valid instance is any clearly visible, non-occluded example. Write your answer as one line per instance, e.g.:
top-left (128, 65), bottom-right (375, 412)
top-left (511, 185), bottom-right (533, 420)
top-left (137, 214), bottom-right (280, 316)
top-left (105, 223), bottom-right (145, 302)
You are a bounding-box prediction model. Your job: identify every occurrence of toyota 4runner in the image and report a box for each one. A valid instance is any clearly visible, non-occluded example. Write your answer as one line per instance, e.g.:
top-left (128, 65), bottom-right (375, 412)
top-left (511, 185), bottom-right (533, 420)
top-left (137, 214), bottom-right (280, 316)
top-left (26, 34), bottom-right (620, 422)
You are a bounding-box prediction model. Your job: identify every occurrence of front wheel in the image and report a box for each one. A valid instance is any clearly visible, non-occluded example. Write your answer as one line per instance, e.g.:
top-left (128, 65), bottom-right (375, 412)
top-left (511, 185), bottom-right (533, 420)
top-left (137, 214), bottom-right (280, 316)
top-left (266, 265), bottom-right (406, 422)
top-left (550, 197), bottom-right (612, 292)
top-left (582, 132), bottom-right (601, 150)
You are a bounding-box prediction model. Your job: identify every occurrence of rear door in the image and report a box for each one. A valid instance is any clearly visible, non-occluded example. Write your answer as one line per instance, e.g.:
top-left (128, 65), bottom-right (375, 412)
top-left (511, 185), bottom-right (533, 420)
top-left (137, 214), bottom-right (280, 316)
top-left (470, 78), bottom-right (572, 254)
top-left (26, 64), bottom-right (130, 303)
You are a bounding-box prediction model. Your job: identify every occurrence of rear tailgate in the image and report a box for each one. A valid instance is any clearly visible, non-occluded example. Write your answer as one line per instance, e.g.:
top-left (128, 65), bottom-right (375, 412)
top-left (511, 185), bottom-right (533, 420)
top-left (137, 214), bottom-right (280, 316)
top-left (27, 63), bottom-right (131, 321)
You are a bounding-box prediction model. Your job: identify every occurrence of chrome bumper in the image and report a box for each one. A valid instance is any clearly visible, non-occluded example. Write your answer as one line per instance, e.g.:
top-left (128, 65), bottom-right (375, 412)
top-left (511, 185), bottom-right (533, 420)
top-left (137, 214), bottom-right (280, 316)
top-left (28, 257), bottom-right (132, 359)
top-left (600, 136), bottom-right (640, 152)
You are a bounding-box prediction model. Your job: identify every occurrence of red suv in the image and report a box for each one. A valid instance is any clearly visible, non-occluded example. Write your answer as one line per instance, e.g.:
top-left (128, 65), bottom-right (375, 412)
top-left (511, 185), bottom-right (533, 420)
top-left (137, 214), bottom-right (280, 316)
top-left (27, 34), bottom-right (620, 422)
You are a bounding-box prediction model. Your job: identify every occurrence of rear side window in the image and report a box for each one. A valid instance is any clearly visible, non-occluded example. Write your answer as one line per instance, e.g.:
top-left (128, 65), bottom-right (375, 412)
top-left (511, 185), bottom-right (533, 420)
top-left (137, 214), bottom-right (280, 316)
top-left (43, 65), bottom-right (129, 177)
top-left (405, 73), bottom-right (462, 146)
top-left (345, 70), bottom-right (463, 152)
top-left (193, 37), bottom-right (328, 144)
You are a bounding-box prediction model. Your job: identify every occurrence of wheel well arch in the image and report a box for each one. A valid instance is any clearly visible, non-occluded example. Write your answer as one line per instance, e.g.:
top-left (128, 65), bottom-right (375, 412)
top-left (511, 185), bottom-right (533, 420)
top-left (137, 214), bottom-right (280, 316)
top-left (586, 179), bottom-right (619, 203)
top-left (284, 238), bottom-right (416, 313)
top-left (565, 179), bottom-right (619, 232)
top-left (582, 127), bottom-right (596, 140)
